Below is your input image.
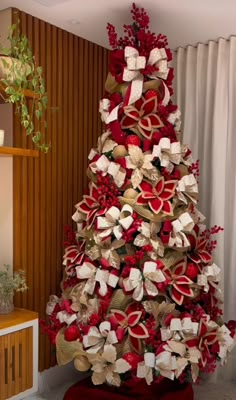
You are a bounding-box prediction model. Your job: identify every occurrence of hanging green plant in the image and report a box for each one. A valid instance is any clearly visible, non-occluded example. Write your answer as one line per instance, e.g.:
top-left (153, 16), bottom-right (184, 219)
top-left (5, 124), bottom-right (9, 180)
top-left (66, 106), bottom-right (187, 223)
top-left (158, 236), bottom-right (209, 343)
top-left (0, 23), bottom-right (49, 152)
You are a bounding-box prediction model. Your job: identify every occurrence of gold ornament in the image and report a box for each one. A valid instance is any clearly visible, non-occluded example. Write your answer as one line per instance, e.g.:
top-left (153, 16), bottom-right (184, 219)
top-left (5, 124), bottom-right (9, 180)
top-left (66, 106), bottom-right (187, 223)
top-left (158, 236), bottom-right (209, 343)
top-left (74, 356), bottom-right (91, 372)
top-left (112, 145), bottom-right (128, 159)
top-left (123, 188), bottom-right (138, 199)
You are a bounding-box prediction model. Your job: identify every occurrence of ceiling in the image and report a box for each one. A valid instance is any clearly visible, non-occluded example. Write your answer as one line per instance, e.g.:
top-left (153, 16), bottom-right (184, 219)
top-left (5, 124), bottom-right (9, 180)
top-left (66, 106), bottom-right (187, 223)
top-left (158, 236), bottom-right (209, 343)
top-left (0, 0), bottom-right (236, 50)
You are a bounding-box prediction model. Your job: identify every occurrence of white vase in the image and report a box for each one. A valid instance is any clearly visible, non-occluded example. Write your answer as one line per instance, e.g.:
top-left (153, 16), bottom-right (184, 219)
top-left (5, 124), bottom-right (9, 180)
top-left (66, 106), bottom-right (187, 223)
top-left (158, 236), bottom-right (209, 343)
top-left (0, 129), bottom-right (4, 146)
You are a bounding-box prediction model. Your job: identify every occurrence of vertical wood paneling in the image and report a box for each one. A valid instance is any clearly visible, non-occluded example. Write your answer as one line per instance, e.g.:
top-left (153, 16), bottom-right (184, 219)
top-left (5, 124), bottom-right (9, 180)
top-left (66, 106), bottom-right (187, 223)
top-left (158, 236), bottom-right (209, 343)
top-left (12, 10), bottom-right (108, 370)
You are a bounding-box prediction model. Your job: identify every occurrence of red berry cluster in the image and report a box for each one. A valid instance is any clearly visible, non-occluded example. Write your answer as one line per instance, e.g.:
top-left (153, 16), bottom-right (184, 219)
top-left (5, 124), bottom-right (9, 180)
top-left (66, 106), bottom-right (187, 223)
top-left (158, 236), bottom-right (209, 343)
top-left (97, 173), bottom-right (121, 208)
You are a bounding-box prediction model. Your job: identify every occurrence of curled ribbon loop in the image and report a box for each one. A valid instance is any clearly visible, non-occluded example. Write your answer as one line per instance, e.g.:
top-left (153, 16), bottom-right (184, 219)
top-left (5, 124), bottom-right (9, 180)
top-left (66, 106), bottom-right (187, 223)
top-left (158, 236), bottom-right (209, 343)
top-left (147, 48), bottom-right (169, 80)
top-left (123, 46), bottom-right (146, 105)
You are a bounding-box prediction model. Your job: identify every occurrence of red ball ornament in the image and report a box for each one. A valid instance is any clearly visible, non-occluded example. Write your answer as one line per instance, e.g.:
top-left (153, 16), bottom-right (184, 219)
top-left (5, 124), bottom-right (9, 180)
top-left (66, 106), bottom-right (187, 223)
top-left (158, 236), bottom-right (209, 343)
top-left (126, 135), bottom-right (141, 147)
top-left (185, 263), bottom-right (199, 280)
top-left (64, 325), bottom-right (81, 342)
top-left (123, 352), bottom-right (143, 370)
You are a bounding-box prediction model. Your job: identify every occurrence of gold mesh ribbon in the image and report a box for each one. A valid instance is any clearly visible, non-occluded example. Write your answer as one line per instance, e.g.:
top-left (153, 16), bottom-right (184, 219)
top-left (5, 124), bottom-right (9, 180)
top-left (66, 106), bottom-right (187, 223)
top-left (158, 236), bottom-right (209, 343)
top-left (56, 329), bottom-right (91, 371)
top-left (108, 288), bottom-right (133, 311)
top-left (105, 72), bottom-right (162, 97)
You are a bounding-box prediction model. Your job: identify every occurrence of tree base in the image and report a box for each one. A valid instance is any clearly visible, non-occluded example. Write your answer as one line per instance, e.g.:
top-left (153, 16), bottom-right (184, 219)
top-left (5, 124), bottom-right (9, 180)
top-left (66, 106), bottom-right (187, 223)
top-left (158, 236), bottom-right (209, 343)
top-left (63, 377), bottom-right (194, 400)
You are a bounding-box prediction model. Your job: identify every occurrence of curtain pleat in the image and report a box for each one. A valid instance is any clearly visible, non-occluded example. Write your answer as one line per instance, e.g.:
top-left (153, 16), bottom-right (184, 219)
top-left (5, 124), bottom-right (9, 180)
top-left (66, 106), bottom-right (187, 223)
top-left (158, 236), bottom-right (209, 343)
top-left (173, 38), bottom-right (236, 380)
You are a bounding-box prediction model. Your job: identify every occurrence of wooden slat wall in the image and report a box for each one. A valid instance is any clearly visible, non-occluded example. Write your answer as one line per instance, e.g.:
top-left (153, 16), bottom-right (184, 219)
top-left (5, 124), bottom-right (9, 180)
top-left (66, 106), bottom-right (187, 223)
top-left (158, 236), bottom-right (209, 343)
top-left (12, 9), bottom-right (109, 371)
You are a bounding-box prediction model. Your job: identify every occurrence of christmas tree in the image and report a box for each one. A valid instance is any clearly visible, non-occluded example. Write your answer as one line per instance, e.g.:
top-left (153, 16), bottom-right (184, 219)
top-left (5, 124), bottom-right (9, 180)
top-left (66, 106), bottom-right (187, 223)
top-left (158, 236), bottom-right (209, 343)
top-left (43, 3), bottom-right (236, 387)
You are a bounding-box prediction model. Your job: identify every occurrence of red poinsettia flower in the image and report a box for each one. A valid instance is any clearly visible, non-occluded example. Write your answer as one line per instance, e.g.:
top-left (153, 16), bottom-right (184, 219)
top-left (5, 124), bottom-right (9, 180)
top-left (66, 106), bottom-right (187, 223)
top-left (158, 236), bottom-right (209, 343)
top-left (63, 241), bottom-right (86, 275)
top-left (164, 258), bottom-right (194, 305)
top-left (121, 96), bottom-right (163, 139)
top-left (136, 178), bottom-right (177, 215)
top-left (76, 183), bottom-right (107, 228)
top-left (198, 318), bottom-right (218, 367)
top-left (188, 234), bottom-right (212, 264)
top-left (111, 308), bottom-right (149, 353)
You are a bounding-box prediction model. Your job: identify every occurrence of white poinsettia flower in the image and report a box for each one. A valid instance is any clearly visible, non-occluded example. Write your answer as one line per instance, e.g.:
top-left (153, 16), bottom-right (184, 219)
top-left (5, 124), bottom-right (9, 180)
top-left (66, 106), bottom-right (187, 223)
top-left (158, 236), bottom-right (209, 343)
top-left (125, 144), bottom-right (155, 188)
top-left (155, 350), bottom-right (177, 380)
top-left (88, 344), bottom-right (131, 387)
top-left (134, 221), bottom-right (164, 257)
top-left (164, 340), bottom-right (201, 382)
top-left (83, 321), bottom-right (118, 354)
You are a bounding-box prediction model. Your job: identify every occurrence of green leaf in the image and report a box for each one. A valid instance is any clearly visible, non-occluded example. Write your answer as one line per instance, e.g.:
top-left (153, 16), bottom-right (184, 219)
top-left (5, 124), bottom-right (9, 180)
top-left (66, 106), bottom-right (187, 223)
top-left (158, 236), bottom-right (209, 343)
top-left (37, 66), bottom-right (43, 75)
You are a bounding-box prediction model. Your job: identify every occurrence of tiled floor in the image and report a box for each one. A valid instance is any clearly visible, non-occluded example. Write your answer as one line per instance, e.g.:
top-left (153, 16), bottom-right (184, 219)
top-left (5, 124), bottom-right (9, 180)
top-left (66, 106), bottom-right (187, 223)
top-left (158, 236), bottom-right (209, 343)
top-left (24, 381), bottom-right (236, 400)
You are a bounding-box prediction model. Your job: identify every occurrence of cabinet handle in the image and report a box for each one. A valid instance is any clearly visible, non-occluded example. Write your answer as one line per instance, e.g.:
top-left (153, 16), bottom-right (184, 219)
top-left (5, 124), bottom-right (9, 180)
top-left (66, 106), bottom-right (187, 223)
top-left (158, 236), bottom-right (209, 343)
top-left (12, 345), bottom-right (15, 381)
top-left (19, 343), bottom-right (22, 379)
top-left (4, 348), bottom-right (8, 384)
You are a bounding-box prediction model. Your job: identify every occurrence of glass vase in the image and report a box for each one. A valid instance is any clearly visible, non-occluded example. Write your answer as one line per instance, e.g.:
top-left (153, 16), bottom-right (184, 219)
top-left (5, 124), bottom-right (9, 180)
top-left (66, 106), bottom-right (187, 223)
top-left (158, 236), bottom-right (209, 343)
top-left (0, 291), bottom-right (14, 314)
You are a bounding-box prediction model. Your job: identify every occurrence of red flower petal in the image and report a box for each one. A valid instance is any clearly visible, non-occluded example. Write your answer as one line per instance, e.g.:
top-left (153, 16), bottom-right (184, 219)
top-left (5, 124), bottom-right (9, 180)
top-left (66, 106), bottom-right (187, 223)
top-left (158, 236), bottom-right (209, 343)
top-left (155, 178), bottom-right (165, 195)
top-left (111, 310), bottom-right (127, 324)
top-left (139, 181), bottom-right (153, 194)
top-left (121, 115), bottom-right (137, 129)
top-left (127, 311), bottom-right (142, 327)
top-left (199, 251), bottom-right (212, 264)
top-left (173, 283), bottom-right (193, 297)
top-left (172, 260), bottom-right (187, 276)
top-left (159, 190), bottom-right (174, 201)
top-left (188, 253), bottom-right (202, 264)
top-left (176, 276), bottom-right (193, 285)
top-left (171, 287), bottom-right (184, 305)
top-left (136, 194), bottom-right (148, 205)
top-left (90, 184), bottom-right (99, 200)
top-left (141, 96), bottom-right (157, 115)
top-left (77, 202), bottom-right (90, 214)
top-left (128, 323), bottom-right (149, 338)
top-left (84, 195), bottom-right (97, 208)
top-left (164, 181), bottom-right (177, 192)
top-left (162, 201), bottom-right (173, 215)
top-left (149, 198), bottom-right (163, 214)
top-left (148, 114), bottom-right (163, 128)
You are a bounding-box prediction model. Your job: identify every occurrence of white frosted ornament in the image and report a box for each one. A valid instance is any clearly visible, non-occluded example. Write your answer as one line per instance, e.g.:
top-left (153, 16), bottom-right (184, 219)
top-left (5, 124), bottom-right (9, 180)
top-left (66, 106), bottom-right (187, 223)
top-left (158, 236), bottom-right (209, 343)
top-left (112, 145), bottom-right (128, 159)
top-left (123, 188), bottom-right (138, 199)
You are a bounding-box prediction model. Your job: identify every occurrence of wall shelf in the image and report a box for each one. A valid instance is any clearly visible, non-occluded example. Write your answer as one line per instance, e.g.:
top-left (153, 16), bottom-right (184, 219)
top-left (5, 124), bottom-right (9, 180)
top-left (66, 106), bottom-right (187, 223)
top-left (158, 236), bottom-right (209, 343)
top-left (0, 81), bottom-right (39, 104)
top-left (0, 146), bottom-right (39, 157)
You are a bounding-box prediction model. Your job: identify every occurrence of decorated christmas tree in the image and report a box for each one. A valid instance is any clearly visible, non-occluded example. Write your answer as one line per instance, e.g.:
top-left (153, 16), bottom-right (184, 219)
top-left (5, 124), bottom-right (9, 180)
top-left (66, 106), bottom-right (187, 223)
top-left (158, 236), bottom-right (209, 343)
top-left (43, 3), bottom-right (236, 388)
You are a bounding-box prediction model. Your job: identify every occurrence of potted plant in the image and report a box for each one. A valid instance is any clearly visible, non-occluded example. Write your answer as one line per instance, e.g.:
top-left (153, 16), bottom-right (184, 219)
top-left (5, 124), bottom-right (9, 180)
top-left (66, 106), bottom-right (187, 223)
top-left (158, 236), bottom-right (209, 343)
top-left (0, 23), bottom-right (49, 152)
top-left (0, 265), bottom-right (28, 314)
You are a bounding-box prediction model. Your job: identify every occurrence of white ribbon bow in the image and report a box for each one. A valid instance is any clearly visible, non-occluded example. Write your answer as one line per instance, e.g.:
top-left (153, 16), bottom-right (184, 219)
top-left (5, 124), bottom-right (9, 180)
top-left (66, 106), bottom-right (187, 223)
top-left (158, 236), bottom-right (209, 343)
top-left (123, 261), bottom-right (165, 301)
top-left (56, 310), bottom-right (77, 325)
top-left (46, 295), bottom-right (59, 315)
top-left (97, 204), bottom-right (134, 240)
top-left (83, 321), bottom-right (118, 353)
top-left (89, 154), bottom-right (126, 188)
top-left (99, 99), bottom-right (120, 124)
top-left (161, 318), bottom-right (199, 342)
top-left (155, 350), bottom-right (176, 380)
top-left (137, 352), bottom-right (155, 385)
top-left (123, 46), bottom-right (146, 105)
top-left (152, 138), bottom-right (182, 173)
top-left (76, 262), bottom-right (119, 296)
top-left (218, 324), bottom-right (235, 364)
top-left (147, 47), bottom-right (169, 80)
top-left (197, 263), bottom-right (220, 292)
top-left (168, 212), bottom-right (194, 248)
top-left (177, 174), bottom-right (198, 204)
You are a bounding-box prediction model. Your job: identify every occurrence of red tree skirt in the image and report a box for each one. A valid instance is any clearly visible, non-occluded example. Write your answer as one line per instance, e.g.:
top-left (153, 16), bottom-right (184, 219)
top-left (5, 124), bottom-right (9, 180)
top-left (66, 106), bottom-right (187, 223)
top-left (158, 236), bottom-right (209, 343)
top-left (63, 377), bottom-right (194, 400)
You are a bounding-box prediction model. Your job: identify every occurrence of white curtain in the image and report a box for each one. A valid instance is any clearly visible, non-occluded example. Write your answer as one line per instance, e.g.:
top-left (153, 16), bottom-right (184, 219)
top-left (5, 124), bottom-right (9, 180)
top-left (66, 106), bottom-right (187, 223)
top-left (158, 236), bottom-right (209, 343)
top-left (172, 38), bottom-right (236, 381)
